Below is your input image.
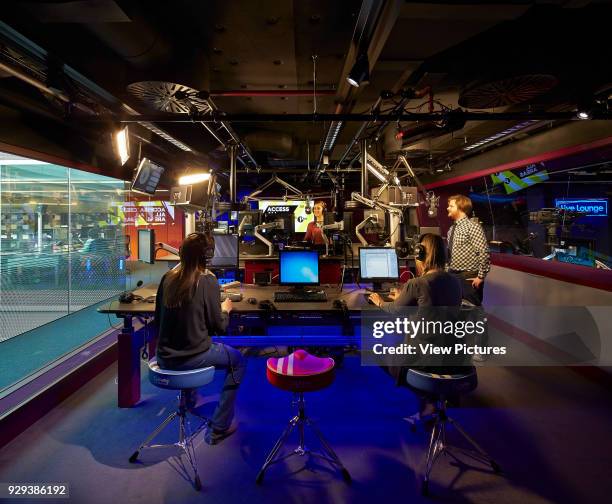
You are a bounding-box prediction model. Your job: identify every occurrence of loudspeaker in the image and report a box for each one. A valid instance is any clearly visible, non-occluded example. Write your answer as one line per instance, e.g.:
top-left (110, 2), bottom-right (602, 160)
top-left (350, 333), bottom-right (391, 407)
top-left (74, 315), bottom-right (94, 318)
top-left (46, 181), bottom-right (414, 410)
top-left (254, 271), bottom-right (272, 286)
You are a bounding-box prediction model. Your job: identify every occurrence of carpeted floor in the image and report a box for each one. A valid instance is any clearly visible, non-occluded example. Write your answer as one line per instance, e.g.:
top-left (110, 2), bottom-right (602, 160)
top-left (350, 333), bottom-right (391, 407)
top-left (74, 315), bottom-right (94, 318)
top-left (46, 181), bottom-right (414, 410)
top-left (0, 356), bottom-right (611, 504)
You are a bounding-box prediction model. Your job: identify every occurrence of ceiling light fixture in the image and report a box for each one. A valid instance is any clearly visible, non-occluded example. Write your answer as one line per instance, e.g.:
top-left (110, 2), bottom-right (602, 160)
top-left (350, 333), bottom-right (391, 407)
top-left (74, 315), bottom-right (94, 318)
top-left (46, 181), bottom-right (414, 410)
top-left (346, 53), bottom-right (370, 88)
top-left (178, 172), bottom-right (211, 185)
top-left (576, 110), bottom-right (591, 120)
top-left (323, 121), bottom-right (343, 152)
top-left (463, 120), bottom-right (539, 151)
top-left (113, 125), bottom-right (130, 165)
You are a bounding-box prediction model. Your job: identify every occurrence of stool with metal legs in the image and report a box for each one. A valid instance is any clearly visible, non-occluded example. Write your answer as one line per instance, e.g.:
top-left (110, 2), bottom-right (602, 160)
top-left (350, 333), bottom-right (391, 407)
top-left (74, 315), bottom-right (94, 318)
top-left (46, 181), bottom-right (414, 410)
top-left (128, 360), bottom-right (215, 491)
top-left (256, 350), bottom-right (351, 484)
top-left (406, 367), bottom-right (502, 496)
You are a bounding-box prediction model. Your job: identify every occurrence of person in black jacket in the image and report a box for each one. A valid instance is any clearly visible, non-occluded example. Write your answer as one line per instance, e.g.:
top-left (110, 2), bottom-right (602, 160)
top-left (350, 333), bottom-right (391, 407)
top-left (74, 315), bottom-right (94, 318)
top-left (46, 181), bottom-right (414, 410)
top-left (155, 232), bottom-right (246, 444)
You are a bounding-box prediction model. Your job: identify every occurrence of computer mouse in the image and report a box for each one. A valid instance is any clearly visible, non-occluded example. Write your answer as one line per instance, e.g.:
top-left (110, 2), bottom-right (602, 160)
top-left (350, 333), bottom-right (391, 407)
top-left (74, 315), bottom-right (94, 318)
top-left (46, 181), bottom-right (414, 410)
top-left (333, 299), bottom-right (347, 310)
top-left (247, 297), bottom-right (258, 305)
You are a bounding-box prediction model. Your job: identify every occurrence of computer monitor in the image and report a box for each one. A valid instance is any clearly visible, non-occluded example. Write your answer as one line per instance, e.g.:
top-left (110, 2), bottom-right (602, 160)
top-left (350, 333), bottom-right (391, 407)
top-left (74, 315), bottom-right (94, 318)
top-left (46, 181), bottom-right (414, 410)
top-left (138, 229), bottom-right (155, 264)
top-left (279, 250), bottom-right (320, 287)
top-left (359, 247), bottom-right (399, 291)
top-left (131, 158), bottom-right (164, 195)
top-left (210, 234), bottom-right (239, 269)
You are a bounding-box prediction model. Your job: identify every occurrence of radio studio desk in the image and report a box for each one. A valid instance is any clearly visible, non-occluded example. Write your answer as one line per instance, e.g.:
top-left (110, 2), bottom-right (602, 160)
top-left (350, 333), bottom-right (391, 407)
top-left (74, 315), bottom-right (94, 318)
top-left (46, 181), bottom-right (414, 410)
top-left (99, 283), bottom-right (379, 407)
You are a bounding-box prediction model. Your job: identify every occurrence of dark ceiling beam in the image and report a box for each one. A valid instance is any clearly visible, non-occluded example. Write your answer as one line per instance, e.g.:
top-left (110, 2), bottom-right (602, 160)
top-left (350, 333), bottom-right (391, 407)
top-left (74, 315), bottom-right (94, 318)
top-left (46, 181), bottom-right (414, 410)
top-left (114, 112), bottom-right (612, 123)
top-left (421, 121), bottom-right (612, 189)
top-left (315, 0), bottom-right (402, 174)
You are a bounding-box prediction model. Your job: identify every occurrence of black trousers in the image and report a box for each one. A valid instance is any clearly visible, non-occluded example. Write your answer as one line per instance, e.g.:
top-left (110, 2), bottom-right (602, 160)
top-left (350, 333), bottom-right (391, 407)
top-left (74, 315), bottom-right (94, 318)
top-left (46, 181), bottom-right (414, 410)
top-left (449, 270), bottom-right (484, 306)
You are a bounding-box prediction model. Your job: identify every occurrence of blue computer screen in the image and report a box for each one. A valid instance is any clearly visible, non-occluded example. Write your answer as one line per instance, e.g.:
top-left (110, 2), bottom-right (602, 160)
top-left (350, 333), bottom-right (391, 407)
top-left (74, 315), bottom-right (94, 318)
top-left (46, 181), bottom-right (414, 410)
top-left (359, 247), bottom-right (399, 280)
top-left (279, 250), bottom-right (319, 285)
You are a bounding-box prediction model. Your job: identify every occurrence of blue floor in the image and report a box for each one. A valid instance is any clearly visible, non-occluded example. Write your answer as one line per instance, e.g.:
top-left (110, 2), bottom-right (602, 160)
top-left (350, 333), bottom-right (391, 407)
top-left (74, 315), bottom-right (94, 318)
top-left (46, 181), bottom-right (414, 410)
top-left (1, 356), bottom-right (611, 503)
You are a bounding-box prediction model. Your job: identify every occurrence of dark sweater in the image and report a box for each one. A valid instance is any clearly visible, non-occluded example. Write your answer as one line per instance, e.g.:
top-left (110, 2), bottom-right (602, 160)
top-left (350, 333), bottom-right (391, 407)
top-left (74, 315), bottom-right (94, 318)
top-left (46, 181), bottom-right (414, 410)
top-left (377, 271), bottom-right (464, 382)
top-left (379, 270), bottom-right (462, 314)
top-left (155, 270), bottom-right (229, 363)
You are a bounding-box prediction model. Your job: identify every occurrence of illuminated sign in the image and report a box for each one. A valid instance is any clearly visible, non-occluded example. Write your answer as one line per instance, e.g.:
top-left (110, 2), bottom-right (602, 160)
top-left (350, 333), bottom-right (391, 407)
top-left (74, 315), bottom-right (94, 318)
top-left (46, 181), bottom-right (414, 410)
top-left (491, 163), bottom-right (548, 194)
top-left (554, 199), bottom-right (608, 217)
top-left (265, 205), bottom-right (292, 213)
top-left (556, 253), bottom-right (595, 267)
top-left (112, 201), bottom-right (177, 225)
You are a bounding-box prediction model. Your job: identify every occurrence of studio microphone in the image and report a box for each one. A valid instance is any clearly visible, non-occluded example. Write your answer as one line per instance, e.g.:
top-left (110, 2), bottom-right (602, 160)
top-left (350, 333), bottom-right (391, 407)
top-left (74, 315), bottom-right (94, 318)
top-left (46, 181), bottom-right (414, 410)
top-left (426, 192), bottom-right (439, 218)
top-left (119, 280), bottom-right (144, 303)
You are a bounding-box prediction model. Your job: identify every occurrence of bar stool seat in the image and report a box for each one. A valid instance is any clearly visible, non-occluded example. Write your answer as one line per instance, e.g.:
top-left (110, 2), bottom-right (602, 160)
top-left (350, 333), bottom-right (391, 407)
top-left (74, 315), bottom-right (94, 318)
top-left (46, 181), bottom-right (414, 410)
top-left (257, 349), bottom-right (351, 484)
top-left (129, 360), bottom-right (215, 491)
top-left (406, 367), bottom-right (501, 496)
top-left (266, 349), bottom-right (335, 392)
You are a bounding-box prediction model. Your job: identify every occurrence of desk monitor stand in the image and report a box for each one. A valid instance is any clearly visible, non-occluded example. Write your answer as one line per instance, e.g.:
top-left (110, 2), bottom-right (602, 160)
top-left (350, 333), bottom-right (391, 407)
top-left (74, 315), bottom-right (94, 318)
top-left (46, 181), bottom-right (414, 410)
top-left (366, 282), bottom-right (389, 294)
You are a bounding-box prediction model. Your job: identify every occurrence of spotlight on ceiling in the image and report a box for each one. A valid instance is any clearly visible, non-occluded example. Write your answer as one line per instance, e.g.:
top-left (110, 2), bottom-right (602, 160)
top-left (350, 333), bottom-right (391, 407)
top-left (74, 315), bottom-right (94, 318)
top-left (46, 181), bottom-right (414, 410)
top-left (576, 109), bottom-right (591, 120)
top-left (346, 53), bottom-right (370, 88)
top-left (576, 98), bottom-right (593, 120)
top-left (178, 172), bottom-right (211, 185)
top-left (113, 125), bottom-right (130, 166)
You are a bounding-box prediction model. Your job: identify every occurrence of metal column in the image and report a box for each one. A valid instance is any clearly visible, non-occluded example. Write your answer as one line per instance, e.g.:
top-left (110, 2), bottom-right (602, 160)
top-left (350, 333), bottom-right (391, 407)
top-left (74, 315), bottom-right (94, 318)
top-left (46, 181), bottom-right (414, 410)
top-left (360, 139), bottom-right (368, 197)
top-left (229, 144), bottom-right (238, 204)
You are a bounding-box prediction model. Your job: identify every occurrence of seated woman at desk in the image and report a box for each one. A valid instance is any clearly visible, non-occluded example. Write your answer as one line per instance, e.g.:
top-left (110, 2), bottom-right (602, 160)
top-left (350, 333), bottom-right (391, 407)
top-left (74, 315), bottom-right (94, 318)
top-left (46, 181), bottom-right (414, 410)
top-left (304, 200), bottom-right (327, 245)
top-left (368, 233), bottom-right (463, 384)
top-left (369, 233), bottom-right (461, 313)
top-left (155, 232), bottom-right (246, 445)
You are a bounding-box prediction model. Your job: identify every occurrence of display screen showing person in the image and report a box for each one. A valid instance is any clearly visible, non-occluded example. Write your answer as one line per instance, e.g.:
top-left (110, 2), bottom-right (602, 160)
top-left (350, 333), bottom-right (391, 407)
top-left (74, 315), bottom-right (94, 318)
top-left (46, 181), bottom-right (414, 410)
top-left (304, 200), bottom-right (327, 245)
top-left (154, 231), bottom-right (246, 444)
top-left (446, 194), bottom-right (490, 306)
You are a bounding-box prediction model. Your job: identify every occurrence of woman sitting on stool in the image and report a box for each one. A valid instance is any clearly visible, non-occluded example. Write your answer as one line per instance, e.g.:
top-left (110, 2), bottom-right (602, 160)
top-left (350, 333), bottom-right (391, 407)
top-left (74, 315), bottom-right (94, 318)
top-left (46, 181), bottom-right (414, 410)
top-left (155, 232), bottom-right (247, 445)
top-left (369, 234), bottom-right (463, 414)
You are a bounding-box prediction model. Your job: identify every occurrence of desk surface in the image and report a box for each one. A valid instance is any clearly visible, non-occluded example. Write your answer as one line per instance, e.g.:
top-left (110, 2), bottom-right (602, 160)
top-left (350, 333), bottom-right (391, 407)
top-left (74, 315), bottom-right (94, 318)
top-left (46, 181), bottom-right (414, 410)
top-left (98, 283), bottom-right (379, 315)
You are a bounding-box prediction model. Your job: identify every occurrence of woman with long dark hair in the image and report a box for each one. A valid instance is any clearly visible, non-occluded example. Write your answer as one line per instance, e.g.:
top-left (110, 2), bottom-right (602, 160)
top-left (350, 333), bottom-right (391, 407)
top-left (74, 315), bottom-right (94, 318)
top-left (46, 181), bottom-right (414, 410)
top-left (155, 232), bottom-right (246, 445)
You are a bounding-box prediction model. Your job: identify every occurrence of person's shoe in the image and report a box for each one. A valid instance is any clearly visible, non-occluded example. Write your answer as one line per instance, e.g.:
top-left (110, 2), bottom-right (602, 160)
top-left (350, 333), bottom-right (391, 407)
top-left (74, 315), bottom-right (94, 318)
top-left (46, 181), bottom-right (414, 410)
top-left (205, 423), bottom-right (238, 445)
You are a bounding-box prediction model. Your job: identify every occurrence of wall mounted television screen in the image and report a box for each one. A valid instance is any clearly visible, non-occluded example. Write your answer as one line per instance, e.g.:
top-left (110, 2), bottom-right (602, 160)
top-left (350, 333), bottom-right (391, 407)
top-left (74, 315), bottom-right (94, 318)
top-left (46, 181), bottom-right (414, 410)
top-left (131, 158), bottom-right (165, 195)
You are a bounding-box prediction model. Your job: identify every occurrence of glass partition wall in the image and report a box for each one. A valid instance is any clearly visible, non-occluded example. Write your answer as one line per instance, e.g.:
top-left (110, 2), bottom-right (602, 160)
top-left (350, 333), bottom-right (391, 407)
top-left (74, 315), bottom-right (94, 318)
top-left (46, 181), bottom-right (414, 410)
top-left (0, 152), bottom-right (127, 391)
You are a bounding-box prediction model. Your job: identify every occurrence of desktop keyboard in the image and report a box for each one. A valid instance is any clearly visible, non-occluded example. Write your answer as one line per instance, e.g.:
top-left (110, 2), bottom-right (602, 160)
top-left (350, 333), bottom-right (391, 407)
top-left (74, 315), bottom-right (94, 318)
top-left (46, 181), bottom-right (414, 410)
top-left (273, 290), bottom-right (328, 303)
top-left (363, 292), bottom-right (393, 304)
top-left (220, 292), bottom-right (243, 302)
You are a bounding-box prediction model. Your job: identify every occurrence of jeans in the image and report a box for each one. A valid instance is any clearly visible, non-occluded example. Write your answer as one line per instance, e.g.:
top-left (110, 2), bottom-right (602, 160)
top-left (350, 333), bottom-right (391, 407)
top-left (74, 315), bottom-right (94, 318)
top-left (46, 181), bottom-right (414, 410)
top-left (450, 270), bottom-right (484, 306)
top-left (158, 343), bottom-right (247, 431)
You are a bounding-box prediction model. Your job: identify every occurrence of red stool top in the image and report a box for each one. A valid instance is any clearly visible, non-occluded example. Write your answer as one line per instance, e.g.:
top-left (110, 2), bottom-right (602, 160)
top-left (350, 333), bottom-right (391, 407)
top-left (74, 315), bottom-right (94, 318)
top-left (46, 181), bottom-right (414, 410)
top-left (266, 350), bottom-right (335, 392)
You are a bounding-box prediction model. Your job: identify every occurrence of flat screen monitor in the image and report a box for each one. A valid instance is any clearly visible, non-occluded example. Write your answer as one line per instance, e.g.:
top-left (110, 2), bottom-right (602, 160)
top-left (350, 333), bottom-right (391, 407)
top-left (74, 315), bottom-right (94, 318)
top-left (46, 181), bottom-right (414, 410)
top-left (138, 229), bottom-right (155, 264)
top-left (210, 234), bottom-right (239, 269)
top-left (359, 247), bottom-right (399, 290)
top-left (279, 250), bottom-right (319, 286)
top-left (258, 199), bottom-right (310, 232)
top-left (131, 158), bottom-right (165, 195)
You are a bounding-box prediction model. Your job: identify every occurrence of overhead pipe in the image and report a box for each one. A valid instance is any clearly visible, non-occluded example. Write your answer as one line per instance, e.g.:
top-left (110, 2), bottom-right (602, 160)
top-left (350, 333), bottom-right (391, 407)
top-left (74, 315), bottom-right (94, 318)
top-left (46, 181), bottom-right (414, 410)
top-left (0, 61), bottom-right (96, 115)
top-left (113, 111), bottom-right (600, 123)
top-left (209, 90), bottom-right (335, 97)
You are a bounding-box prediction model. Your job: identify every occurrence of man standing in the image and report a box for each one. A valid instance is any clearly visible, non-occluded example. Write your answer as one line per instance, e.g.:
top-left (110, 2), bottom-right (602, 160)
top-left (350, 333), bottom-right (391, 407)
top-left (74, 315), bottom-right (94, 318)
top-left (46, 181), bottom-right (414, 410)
top-left (446, 194), bottom-right (490, 305)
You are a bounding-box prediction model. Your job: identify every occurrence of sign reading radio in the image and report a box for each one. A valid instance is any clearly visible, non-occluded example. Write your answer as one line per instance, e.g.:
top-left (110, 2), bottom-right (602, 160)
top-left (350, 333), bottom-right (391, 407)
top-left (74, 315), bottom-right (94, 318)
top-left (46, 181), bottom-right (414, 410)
top-left (554, 199), bottom-right (608, 217)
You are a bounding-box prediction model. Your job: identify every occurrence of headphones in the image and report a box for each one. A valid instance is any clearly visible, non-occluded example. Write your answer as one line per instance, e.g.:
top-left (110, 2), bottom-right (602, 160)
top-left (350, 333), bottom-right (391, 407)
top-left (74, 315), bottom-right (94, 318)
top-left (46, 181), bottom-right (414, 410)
top-left (181, 232), bottom-right (215, 265)
top-left (413, 235), bottom-right (426, 261)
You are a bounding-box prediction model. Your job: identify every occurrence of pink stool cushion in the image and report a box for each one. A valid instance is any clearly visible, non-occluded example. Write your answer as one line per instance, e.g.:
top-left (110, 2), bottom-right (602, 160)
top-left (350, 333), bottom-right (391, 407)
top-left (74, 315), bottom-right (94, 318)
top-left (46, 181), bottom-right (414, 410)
top-left (266, 349), bottom-right (335, 392)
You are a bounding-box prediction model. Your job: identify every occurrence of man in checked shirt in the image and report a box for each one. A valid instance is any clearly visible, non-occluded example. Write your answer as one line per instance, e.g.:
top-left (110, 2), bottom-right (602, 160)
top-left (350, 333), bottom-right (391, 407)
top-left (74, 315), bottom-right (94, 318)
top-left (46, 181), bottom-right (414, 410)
top-left (446, 194), bottom-right (491, 306)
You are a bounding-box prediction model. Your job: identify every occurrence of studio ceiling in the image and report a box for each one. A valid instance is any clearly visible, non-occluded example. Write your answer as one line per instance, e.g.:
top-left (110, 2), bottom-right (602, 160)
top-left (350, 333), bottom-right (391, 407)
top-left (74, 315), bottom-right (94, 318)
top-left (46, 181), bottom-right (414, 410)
top-left (1, 0), bottom-right (611, 195)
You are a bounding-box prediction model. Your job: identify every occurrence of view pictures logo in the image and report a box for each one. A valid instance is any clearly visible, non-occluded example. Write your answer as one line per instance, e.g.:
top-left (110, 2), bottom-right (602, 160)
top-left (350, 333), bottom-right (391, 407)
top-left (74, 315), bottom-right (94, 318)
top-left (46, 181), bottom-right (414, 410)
top-left (372, 317), bottom-right (487, 339)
